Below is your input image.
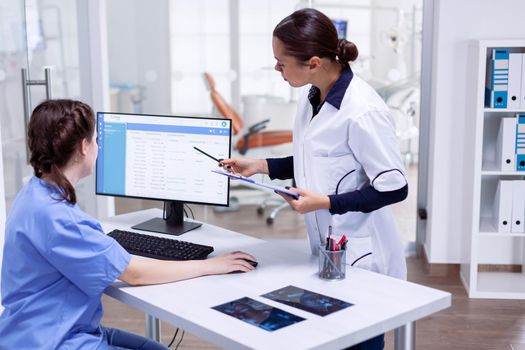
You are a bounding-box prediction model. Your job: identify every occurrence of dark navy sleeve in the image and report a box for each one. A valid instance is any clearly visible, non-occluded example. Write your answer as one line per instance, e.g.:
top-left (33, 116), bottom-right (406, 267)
top-left (328, 184), bottom-right (408, 215)
top-left (266, 156), bottom-right (294, 180)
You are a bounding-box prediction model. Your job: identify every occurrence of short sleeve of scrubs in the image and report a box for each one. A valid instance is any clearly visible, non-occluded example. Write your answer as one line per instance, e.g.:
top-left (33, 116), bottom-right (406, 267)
top-left (43, 209), bottom-right (131, 297)
top-left (348, 111), bottom-right (407, 192)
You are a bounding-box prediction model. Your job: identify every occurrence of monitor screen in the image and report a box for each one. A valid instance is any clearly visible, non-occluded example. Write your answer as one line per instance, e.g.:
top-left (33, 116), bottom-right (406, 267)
top-left (96, 112), bottom-right (232, 235)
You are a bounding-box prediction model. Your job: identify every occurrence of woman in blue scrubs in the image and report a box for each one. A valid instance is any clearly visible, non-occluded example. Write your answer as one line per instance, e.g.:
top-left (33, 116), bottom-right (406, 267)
top-left (222, 8), bottom-right (409, 350)
top-left (0, 99), bottom-right (257, 349)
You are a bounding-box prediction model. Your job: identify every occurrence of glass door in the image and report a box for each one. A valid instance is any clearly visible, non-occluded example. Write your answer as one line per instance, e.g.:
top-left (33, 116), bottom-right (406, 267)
top-left (0, 0), bottom-right (29, 312)
top-left (1, 0), bottom-right (88, 213)
top-left (26, 0), bottom-right (82, 101)
top-left (0, 0), bottom-right (32, 214)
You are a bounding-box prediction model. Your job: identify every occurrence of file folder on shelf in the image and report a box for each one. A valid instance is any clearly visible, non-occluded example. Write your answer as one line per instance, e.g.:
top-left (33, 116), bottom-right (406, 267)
top-left (511, 180), bottom-right (525, 233)
top-left (496, 117), bottom-right (516, 171)
top-left (516, 114), bottom-right (525, 171)
top-left (485, 48), bottom-right (509, 108)
top-left (493, 180), bottom-right (513, 233)
top-left (507, 53), bottom-right (523, 109)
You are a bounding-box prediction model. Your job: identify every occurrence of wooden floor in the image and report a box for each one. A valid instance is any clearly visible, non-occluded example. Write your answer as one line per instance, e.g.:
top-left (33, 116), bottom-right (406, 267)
top-left (102, 202), bottom-right (525, 350)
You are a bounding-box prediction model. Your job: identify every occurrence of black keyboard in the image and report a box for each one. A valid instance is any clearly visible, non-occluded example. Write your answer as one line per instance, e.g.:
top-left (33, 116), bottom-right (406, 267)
top-left (108, 229), bottom-right (214, 260)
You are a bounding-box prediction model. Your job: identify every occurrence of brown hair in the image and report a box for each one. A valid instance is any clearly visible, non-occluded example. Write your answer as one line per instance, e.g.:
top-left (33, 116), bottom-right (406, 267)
top-left (28, 99), bottom-right (95, 204)
top-left (273, 8), bottom-right (358, 65)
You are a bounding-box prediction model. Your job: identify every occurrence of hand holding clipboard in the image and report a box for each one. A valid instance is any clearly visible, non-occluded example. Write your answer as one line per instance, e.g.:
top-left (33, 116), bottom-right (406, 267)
top-left (211, 170), bottom-right (300, 200)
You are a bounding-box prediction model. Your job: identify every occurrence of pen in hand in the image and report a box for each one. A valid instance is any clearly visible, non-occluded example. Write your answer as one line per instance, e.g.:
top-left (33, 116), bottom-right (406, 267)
top-left (193, 146), bottom-right (231, 169)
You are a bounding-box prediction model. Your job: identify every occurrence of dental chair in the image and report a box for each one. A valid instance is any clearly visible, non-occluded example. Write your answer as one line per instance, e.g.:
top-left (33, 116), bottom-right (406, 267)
top-left (203, 72), bottom-right (293, 224)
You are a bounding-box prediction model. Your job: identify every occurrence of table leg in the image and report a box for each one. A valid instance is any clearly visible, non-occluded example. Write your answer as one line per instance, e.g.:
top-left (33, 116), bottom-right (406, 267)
top-left (394, 322), bottom-right (416, 350)
top-left (145, 314), bottom-right (161, 341)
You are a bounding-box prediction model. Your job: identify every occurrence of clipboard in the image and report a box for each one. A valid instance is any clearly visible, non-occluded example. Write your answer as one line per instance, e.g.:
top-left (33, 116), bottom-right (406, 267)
top-left (211, 170), bottom-right (300, 200)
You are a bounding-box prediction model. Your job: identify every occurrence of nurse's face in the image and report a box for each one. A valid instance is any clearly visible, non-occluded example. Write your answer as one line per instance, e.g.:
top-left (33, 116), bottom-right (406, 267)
top-left (272, 37), bottom-right (311, 88)
top-left (81, 131), bottom-right (98, 177)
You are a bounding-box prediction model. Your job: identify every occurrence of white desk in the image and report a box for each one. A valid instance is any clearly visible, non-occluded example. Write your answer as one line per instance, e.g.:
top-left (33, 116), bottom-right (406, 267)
top-left (101, 209), bottom-right (450, 350)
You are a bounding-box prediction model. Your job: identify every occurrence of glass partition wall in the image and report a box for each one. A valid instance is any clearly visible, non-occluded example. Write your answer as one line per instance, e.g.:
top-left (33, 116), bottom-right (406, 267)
top-left (0, 0), bottom-right (98, 214)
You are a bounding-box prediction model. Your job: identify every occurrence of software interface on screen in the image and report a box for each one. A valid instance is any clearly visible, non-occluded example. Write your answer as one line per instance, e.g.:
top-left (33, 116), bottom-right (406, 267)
top-left (96, 113), bottom-right (231, 206)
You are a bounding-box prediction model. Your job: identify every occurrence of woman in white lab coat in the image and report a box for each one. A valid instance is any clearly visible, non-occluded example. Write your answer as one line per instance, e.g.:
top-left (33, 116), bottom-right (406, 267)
top-left (221, 8), bottom-right (408, 350)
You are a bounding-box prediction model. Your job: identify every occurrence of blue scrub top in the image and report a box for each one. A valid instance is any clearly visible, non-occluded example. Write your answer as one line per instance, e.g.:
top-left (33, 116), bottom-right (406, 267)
top-left (0, 177), bottom-right (131, 349)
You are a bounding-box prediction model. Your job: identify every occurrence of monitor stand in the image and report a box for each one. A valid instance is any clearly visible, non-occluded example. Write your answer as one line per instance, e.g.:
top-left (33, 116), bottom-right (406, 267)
top-left (131, 200), bottom-right (202, 236)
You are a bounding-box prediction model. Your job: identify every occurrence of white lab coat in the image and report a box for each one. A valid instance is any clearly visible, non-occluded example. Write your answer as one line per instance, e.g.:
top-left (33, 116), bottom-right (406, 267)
top-left (293, 75), bottom-right (408, 280)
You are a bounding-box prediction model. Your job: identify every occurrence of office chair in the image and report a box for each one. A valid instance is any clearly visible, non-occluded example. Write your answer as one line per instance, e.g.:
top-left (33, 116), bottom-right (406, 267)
top-left (203, 72), bottom-right (293, 224)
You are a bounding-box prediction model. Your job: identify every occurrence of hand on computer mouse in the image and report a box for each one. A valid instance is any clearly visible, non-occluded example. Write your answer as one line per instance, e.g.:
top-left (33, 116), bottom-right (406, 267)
top-left (240, 258), bottom-right (258, 268)
top-left (205, 251), bottom-right (257, 275)
top-left (227, 258), bottom-right (259, 274)
top-left (228, 258), bottom-right (259, 274)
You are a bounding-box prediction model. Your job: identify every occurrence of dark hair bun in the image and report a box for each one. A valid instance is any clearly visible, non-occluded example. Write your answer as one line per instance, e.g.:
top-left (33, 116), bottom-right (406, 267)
top-left (337, 39), bottom-right (358, 63)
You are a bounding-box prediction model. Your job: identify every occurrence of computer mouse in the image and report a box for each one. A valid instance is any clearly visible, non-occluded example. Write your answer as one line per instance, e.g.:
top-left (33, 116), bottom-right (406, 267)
top-left (229, 259), bottom-right (258, 274)
top-left (241, 258), bottom-right (258, 268)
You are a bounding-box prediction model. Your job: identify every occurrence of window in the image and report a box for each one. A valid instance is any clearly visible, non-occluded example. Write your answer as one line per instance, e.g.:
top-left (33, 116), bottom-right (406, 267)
top-left (169, 0), bottom-right (230, 114)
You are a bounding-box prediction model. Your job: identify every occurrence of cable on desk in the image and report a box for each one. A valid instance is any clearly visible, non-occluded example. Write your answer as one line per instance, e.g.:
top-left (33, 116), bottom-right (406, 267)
top-left (351, 252), bottom-right (372, 266)
top-left (174, 331), bottom-right (185, 350)
top-left (184, 204), bottom-right (195, 220)
top-left (167, 328), bottom-right (179, 348)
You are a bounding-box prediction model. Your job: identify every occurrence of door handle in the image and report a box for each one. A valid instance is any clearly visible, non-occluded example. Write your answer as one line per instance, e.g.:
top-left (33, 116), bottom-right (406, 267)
top-left (21, 68), bottom-right (52, 162)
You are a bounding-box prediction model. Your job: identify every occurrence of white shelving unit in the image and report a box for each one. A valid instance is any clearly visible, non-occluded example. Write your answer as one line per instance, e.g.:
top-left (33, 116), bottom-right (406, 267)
top-left (460, 40), bottom-right (525, 299)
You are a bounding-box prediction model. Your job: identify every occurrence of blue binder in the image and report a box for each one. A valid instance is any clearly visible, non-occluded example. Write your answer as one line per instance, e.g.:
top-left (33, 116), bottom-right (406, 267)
top-left (486, 48), bottom-right (510, 108)
top-left (515, 114), bottom-right (525, 171)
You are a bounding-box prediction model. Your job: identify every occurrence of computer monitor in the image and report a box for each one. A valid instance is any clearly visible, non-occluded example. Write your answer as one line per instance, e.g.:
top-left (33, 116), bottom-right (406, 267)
top-left (96, 112), bottom-right (232, 236)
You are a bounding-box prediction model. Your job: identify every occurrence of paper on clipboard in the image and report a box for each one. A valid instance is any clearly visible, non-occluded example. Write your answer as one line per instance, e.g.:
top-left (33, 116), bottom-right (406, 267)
top-left (211, 169), bottom-right (299, 200)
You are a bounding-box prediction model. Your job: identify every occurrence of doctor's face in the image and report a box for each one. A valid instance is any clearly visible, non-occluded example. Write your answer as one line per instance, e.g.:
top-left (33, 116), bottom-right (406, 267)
top-left (272, 37), bottom-right (311, 88)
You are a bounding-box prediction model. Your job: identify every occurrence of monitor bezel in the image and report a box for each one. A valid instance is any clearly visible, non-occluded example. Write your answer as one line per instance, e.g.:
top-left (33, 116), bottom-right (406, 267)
top-left (95, 111), bottom-right (232, 207)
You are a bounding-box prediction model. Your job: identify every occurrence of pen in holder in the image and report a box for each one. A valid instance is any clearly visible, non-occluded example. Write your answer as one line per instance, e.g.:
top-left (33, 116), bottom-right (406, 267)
top-left (318, 244), bottom-right (346, 280)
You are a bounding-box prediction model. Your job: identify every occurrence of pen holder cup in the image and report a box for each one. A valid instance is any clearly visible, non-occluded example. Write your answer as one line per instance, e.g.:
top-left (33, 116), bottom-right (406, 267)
top-left (318, 245), bottom-right (346, 280)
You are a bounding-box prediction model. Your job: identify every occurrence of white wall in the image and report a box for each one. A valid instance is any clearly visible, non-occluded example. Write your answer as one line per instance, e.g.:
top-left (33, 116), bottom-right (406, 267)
top-left (106, 0), bottom-right (171, 115)
top-left (423, 0), bottom-right (525, 263)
